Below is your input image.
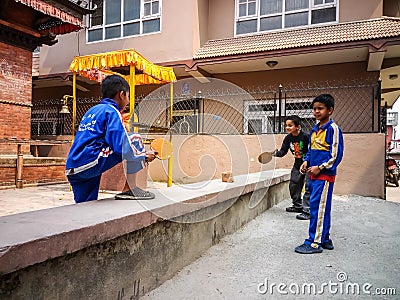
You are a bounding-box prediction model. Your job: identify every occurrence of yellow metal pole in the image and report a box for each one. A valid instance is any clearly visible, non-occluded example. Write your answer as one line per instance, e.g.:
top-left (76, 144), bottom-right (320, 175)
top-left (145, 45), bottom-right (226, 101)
top-left (129, 64), bottom-right (135, 115)
top-left (72, 72), bottom-right (77, 142)
top-left (167, 82), bottom-right (174, 187)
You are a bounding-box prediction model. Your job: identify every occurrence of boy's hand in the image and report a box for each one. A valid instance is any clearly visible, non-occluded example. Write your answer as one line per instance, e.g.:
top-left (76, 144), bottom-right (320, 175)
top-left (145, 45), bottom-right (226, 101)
top-left (146, 150), bottom-right (156, 162)
top-left (271, 149), bottom-right (278, 157)
top-left (300, 161), bottom-right (308, 174)
top-left (307, 166), bottom-right (321, 176)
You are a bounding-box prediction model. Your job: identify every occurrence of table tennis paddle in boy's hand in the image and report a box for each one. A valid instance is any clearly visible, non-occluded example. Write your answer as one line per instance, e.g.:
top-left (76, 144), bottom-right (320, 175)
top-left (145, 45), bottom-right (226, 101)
top-left (257, 151), bottom-right (273, 164)
top-left (150, 138), bottom-right (173, 160)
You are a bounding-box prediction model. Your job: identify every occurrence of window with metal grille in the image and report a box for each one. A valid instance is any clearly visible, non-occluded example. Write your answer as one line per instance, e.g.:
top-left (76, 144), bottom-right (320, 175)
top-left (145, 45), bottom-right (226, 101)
top-left (244, 100), bottom-right (276, 133)
top-left (31, 110), bottom-right (59, 136)
top-left (244, 98), bottom-right (315, 133)
top-left (171, 99), bottom-right (201, 134)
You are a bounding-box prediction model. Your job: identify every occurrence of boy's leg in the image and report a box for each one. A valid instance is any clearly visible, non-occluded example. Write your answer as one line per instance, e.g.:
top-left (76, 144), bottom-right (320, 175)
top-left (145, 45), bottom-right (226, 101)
top-left (124, 173), bottom-right (137, 191)
top-left (67, 154), bottom-right (121, 203)
top-left (321, 181), bottom-right (334, 244)
top-left (116, 132), bottom-right (155, 200)
top-left (302, 173), bottom-right (310, 213)
top-left (115, 160), bottom-right (154, 200)
top-left (68, 175), bottom-right (101, 203)
top-left (294, 179), bottom-right (322, 254)
top-left (304, 179), bottom-right (334, 248)
top-left (287, 167), bottom-right (304, 212)
top-left (296, 172), bottom-right (311, 220)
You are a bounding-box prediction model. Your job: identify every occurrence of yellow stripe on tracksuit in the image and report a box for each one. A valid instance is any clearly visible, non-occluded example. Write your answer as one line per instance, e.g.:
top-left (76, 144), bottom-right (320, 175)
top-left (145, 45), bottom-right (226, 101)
top-left (320, 123), bottom-right (339, 170)
top-left (311, 181), bottom-right (329, 248)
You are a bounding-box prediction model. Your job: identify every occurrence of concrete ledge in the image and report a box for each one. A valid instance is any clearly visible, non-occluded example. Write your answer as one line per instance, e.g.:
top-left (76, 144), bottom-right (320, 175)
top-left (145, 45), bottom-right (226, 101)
top-left (0, 169), bottom-right (290, 298)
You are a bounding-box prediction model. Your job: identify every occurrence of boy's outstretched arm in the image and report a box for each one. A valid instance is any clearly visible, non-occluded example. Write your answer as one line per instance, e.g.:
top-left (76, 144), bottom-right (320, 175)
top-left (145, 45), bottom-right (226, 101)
top-left (273, 135), bottom-right (290, 157)
top-left (105, 108), bottom-right (146, 162)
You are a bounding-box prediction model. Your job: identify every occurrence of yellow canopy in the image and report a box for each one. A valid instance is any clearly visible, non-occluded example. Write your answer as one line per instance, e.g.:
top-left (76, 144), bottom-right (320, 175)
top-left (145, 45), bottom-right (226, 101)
top-left (67, 49), bottom-right (175, 187)
top-left (69, 49), bottom-right (176, 84)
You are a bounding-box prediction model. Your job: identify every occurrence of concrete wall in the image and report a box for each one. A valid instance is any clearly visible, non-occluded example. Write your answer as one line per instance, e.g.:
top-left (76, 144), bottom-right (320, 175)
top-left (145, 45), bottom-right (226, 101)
top-left (274, 133), bottom-right (386, 198)
top-left (22, 131), bottom-right (384, 197)
top-left (208, 0), bottom-right (235, 40)
top-left (215, 62), bottom-right (378, 87)
top-left (148, 133), bottom-right (385, 198)
top-left (0, 171), bottom-right (290, 299)
top-left (340, 0), bottom-right (383, 22)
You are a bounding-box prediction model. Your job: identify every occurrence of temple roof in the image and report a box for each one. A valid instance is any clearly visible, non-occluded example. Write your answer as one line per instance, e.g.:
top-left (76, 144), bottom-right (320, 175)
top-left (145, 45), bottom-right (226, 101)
top-left (0, 0), bottom-right (95, 49)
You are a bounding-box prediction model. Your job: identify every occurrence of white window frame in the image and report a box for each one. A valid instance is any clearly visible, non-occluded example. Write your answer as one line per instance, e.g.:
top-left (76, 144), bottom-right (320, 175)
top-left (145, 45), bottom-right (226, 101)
top-left (243, 98), bottom-right (315, 134)
top-left (87, 0), bottom-right (161, 43)
top-left (143, 0), bottom-right (160, 18)
top-left (284, 98), bottom-right (313, 118)
top-left (235, 0), bottom-right (338, 36)
top-left (313, 0), bottom-right (335, 5)
top-left (243, 100), bottom-right (277, 134)
top-left (237, 0), bottom-right (258, 19)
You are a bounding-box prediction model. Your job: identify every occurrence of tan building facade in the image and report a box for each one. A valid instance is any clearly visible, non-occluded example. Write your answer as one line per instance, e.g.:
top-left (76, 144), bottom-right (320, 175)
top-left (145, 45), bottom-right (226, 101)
top-left (32, 0), bottom-right (400, 197)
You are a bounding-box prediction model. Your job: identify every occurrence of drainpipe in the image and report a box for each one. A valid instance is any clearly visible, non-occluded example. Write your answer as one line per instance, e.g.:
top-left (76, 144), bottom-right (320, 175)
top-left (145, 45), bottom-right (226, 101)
top-left (278, 84), bottom-right (282, 133)
top-left (377, 78), bottom-right (386, 200)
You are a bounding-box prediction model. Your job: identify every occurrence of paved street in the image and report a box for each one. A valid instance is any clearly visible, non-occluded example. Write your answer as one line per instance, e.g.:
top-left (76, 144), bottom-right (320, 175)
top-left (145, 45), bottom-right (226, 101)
top-left (143, 195), bottom-right (400, 300)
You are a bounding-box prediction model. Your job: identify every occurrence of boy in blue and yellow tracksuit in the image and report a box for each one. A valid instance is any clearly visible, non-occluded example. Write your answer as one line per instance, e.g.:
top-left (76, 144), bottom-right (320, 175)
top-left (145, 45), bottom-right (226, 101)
top-left (295, 94), bottom-right (344, 254)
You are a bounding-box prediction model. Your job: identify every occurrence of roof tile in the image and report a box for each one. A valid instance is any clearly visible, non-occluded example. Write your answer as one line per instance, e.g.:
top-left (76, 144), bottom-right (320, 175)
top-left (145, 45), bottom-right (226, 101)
top-left (194, 17), bottom-right (400, 59)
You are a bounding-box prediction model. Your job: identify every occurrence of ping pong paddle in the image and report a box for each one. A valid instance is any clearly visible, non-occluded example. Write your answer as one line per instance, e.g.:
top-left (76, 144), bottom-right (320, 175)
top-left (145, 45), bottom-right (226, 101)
top-left (257, 151), bottom-right (273, 164)
top-left (150, 138), bottom-right (173, 160)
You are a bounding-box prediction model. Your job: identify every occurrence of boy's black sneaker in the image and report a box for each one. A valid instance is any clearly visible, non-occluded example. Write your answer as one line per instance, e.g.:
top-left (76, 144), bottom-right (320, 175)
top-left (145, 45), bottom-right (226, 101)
top-left (321, 240), bottom-right (334, 250)
top-left (295, 243), bottom-right (323, 254)
top-left (115, 187), bottom-right (155, 200)
top-left (286, 206), bottom-right (303, 213)
top-left (296, 212), bottom-right (310, 220)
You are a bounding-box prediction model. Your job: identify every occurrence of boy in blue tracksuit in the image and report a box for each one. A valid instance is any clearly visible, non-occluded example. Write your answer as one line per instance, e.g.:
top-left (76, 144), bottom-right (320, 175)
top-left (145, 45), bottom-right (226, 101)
top-left (66, 75), bottom-right (156, 203)
top-left (295, 94), bottom-right (344, 254)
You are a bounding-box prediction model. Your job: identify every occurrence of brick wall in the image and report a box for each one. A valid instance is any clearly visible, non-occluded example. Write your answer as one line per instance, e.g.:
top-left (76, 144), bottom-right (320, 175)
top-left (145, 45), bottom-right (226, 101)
top-left (0, 158), bottom-right (67, 187)
top-left (23, 165), bottom-right (67, 185)
top-left (0, 42), bottom-right (33, 154)
top-left (0, 159), bottom-right (16, 186)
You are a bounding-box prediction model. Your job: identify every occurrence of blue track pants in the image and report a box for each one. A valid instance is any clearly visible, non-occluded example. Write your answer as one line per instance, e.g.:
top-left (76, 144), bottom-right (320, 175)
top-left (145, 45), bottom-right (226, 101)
top-left (304, 179), bottom-right (335, 248)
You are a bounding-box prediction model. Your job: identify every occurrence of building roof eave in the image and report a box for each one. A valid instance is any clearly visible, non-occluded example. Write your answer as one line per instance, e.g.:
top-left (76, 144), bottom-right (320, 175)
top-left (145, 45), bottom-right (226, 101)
top-left (194, 17), bottom-right (400, 61)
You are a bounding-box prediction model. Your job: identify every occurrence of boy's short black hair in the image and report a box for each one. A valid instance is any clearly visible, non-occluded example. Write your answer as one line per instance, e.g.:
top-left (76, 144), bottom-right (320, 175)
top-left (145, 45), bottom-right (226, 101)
top-left (101, 75), bottom-right (130, 99)
top-left (312, 94), bottom-right (335, 109)
top-left (285, 115), bottom-right (301, 127)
